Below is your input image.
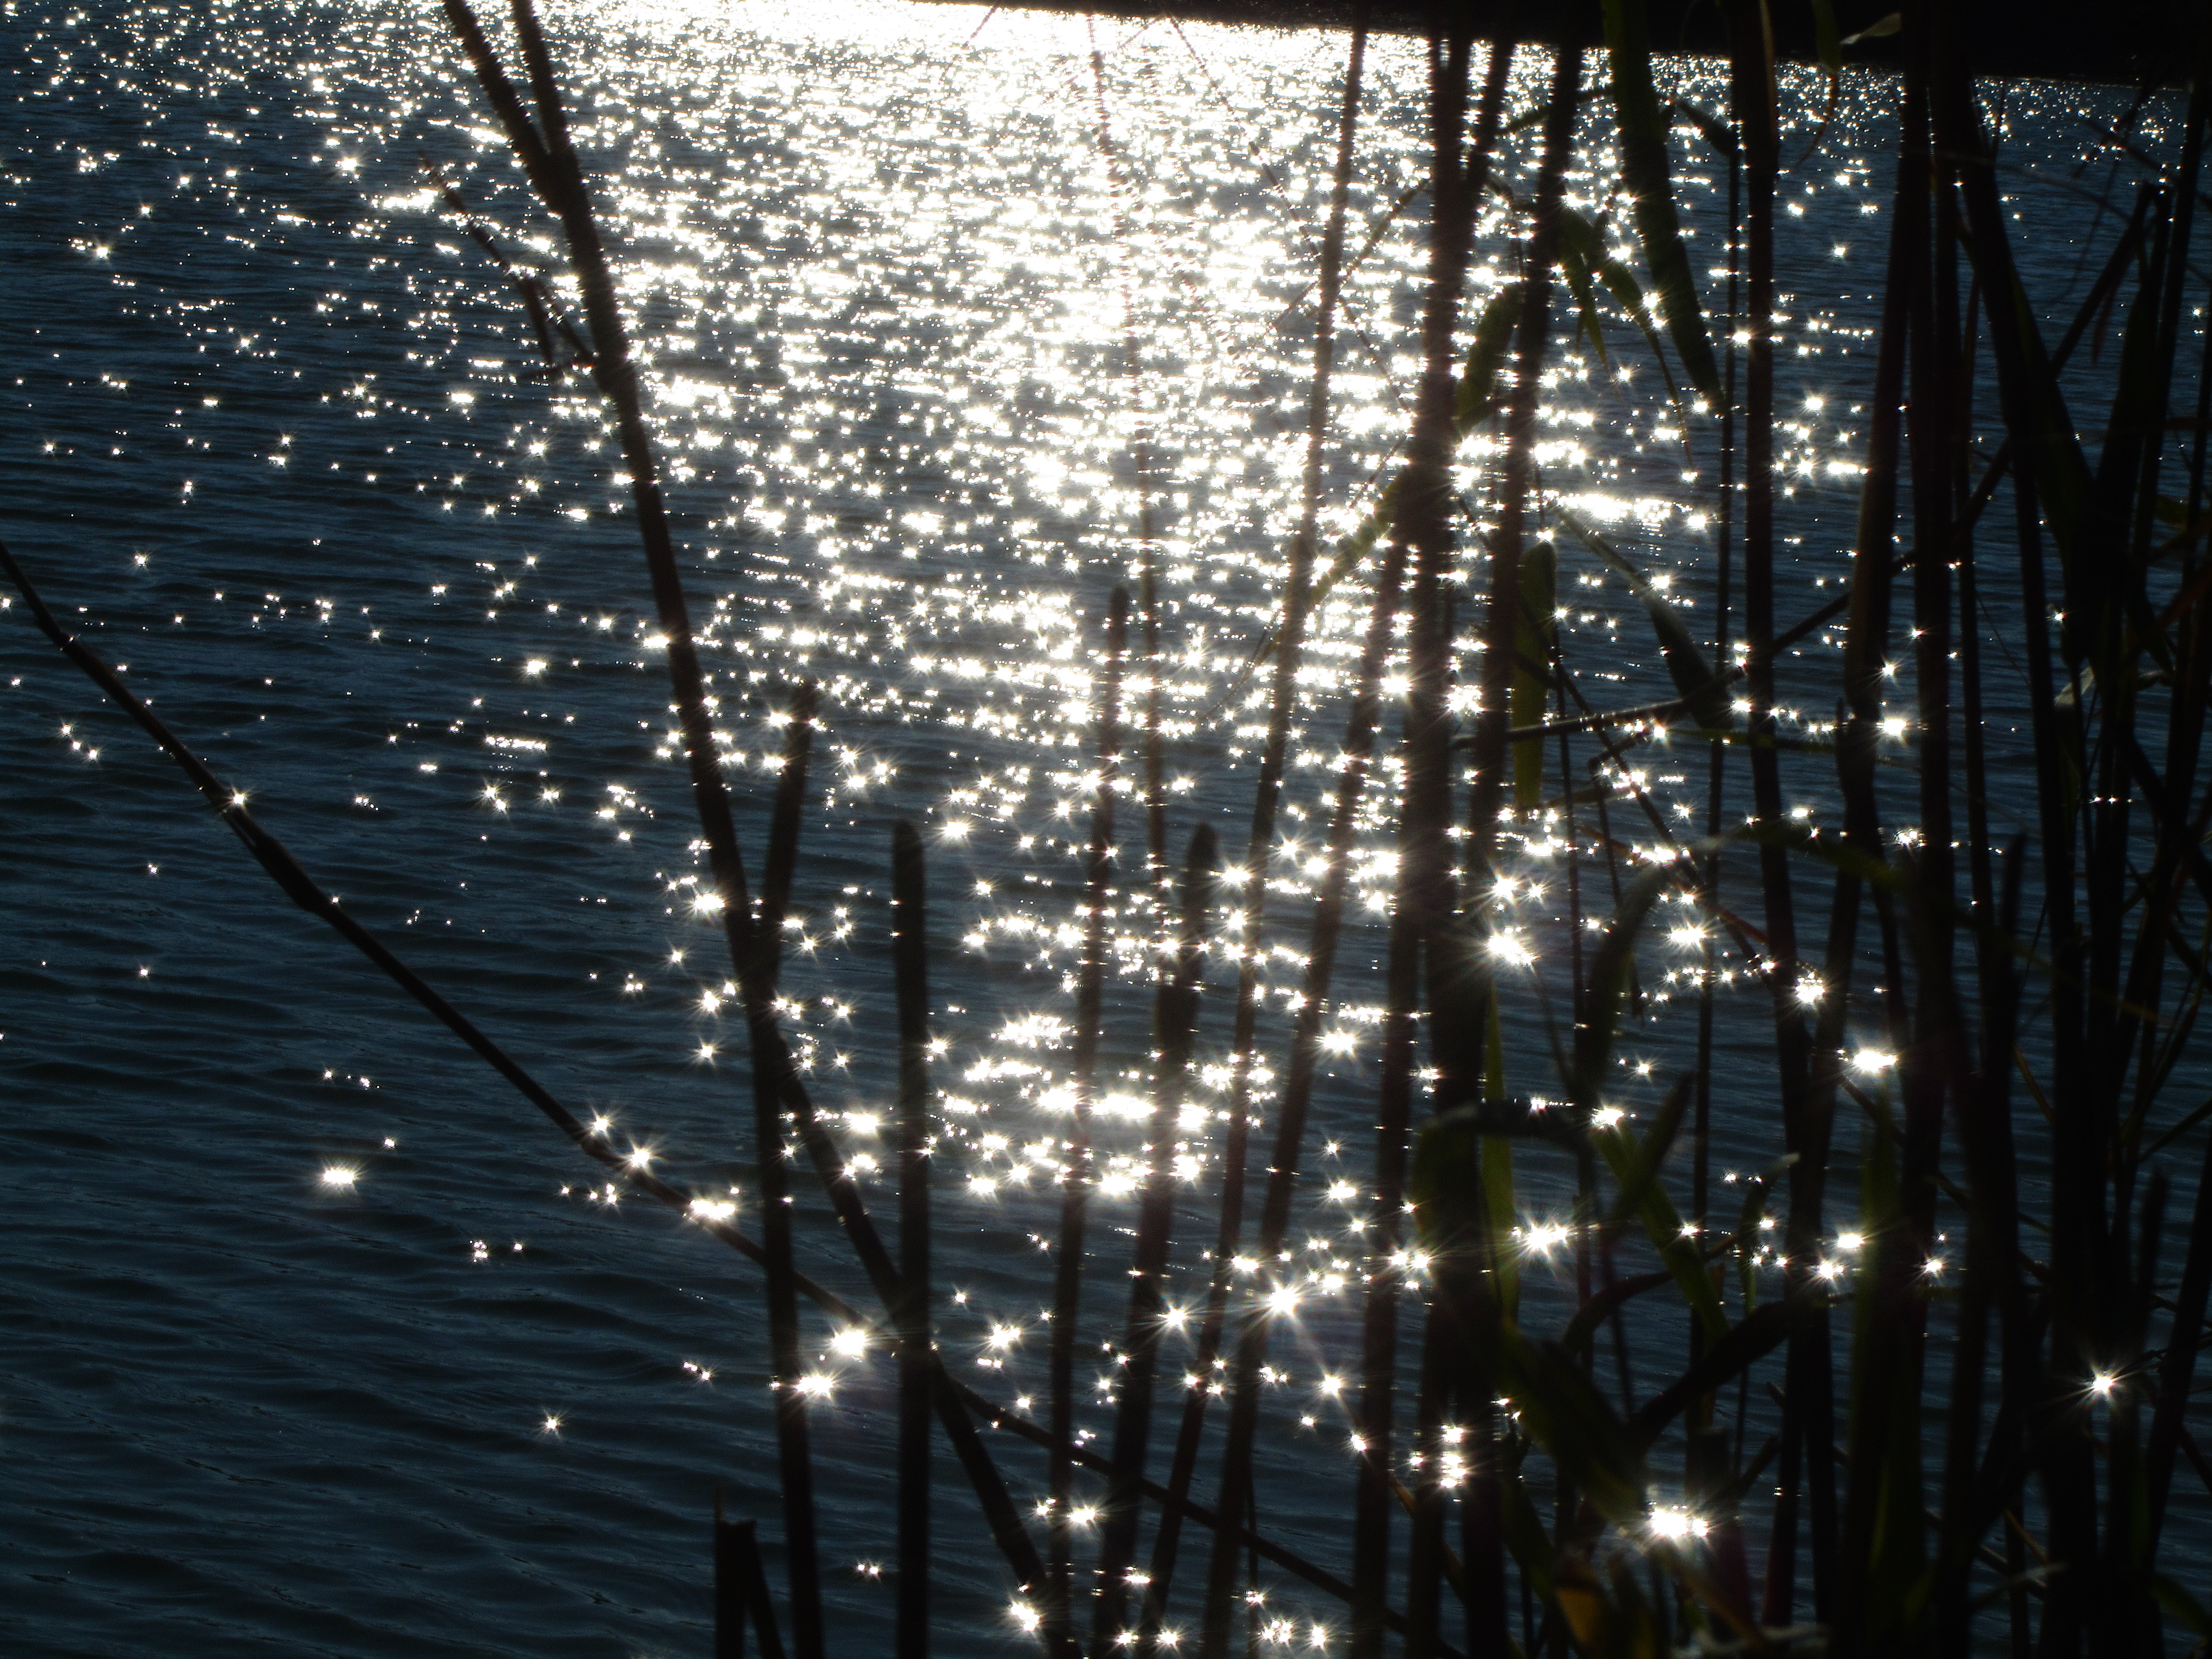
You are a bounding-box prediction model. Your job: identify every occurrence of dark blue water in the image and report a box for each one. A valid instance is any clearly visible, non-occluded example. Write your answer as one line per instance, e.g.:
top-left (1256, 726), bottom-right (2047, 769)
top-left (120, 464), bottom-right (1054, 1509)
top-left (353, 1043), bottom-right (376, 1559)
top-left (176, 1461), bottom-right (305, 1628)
top-left (3, 0), bottom-right (2196, 1652)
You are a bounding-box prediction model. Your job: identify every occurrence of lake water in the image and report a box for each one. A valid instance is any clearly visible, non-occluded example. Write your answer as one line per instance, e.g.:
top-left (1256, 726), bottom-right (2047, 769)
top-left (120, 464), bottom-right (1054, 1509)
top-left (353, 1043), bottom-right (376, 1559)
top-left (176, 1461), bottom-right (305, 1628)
top-left (0, 1), bottom-right (2187, 1653)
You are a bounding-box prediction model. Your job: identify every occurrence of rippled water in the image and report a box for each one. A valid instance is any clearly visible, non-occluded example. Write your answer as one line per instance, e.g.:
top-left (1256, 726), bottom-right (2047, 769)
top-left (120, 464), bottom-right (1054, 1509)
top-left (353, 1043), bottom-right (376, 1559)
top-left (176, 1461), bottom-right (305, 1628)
top-left (1, 2), bottom-right (2184, 1653)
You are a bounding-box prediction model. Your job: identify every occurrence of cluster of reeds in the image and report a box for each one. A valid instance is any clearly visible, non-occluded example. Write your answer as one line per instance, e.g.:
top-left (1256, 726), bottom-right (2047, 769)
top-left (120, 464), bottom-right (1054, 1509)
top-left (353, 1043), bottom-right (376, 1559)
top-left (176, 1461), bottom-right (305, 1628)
top-left (9, 0), bottom-right (2212, 1653)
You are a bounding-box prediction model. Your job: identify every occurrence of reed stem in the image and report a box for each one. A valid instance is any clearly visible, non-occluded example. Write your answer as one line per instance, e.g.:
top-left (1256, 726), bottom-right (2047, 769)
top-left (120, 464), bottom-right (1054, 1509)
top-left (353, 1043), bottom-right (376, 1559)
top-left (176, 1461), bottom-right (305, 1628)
top-left (1138, 20), bottom-right (1369, 1637)
top-left (1193, 520), bottom-right (1412, 1659)
top-left (1047, 587), bottom-right (1131, 1653)
top-left (748, 687), bottom-right (826, 1659)
top-left (893, 821), bottom-right (933, 1659)
top-left (1092, 827), bottom-right (1217, 1650)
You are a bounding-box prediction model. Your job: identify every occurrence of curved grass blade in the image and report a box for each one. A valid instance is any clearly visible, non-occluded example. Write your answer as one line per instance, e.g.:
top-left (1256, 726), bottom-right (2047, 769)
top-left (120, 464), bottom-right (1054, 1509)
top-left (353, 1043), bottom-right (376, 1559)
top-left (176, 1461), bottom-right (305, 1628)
top-left (1555, 505), bottom-right (1732, 730)
top-left (1456, 278), bottom-right (1528, 430)
top-left (1512, 540), bottom-right (1559, 810)
top-left (1558, 204), bottom-right (1687, 412)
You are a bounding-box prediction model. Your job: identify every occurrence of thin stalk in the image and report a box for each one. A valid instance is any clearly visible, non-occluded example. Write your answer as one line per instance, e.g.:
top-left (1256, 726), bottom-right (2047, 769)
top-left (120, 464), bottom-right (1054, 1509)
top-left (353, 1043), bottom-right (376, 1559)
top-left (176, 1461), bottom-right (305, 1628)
top-left (1940, 47), bottom-right (2116, 1655)
top-left (1093, 826), bottom-right (1218, 1650)
top-left (0, 536), bottom-right (826, 1283)
top-left (1939, 344), bottom-right (2016, 1659)
top-left (1462, 10), bottom-right (1569, 975)
top-left (1717, 0), bottom-right (1834, 1620)
top-left (1139, 20), bottom-right (1369, 1634)
top-left (1343, 542), bottom-right (1415, 1659)
top-left (1690, 72), bottom-right (1742, 1516)
top-left (715, 1494), bottom-right (746, 1659)
top-left (443, 0), bottom-right (754, 950)
top-left (2012, 465), bottom-right (2100, 1654)
top-left (1194, 531), bottom-right (1416, 1657)
top-left (2134, 20), bottom-right (2212, 1577)
top-left (1086, 24), bottom-right (1170, 899)
top-left (2149, 311), bottom-right (2212, 1575)
top-left (1420, 12), bottom-right (1577, 1655)
top-left (979, 1369), bottom-right (1463, 1647)
top-left (1430, 0), bottom-right (1522, 1080)
top-left (717, 1507), bottom-right (790, 1659)
top-left (1721, 0), bottom-right (1810, 1126)
top-left (1840, 3), bottom-right (1963, 1637)
top-left (4, 531), bottom-right (1453, 1653)
top-left (440, 0), bottom-right (1059, 1613)
top-left (2146, 1112), bottom-right (2212, 1549)
top-left (892, 822), bottom-right (932, 1659)
top-left (2132, 23), bottom-right (2209, 575)
top-left (747, 689), bottom-right (825, 1659)
top-left (1049, 587), bottom-right (1132, 1655)
top-left (0, 544), bottom-right (1004, 1631)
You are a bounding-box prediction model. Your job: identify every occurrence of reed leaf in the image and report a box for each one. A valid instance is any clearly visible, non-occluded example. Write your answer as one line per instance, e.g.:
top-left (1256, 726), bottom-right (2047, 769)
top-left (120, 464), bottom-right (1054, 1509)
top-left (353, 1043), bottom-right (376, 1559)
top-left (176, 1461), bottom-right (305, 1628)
top-left (1557, 203), bottom-right (1686, 409)
top-left (1602, 0), bottom-right (1723, 407)
top-left (1512, 540), bottom-right (1559, 811)
top-left (1556, 506), bottom-right (1731, 730)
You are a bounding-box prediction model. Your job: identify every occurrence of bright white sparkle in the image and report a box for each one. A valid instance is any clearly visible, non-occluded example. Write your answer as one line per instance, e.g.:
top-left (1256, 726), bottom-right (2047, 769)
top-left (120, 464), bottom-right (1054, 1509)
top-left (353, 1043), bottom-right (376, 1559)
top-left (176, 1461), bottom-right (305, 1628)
top-left (1649, 1506), bottom-right (1707, 1541)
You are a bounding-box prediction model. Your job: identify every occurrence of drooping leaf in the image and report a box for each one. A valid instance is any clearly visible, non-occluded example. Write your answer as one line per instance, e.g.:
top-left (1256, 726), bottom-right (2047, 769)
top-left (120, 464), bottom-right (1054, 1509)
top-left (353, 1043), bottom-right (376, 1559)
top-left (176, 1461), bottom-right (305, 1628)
top-left (1490, 1324), bottom-right (1651, 1526)
top-left (1560, 1263), bottom-right (1675, 1357)
top-left (1556, 504), bottom-right (1732, 729)
top-left (1554, 1552), bottom-right (1666, 1659)
top-left (1292, 278), bottom-right (1524, 619)
top-left (1670, 96), bottom-right (1737, 158)
top-left (1601, 0), bottom-right (1722, 408)
top-left (1455, 278), bottom-right (1528, 431)
top-left (1501, 1478), bottom-right (1560, 1603)
top-left (1603, 1071), bottom-right (1691, 1231)
top-left (1555, 205), bottom-right (1694, 431)
top-left (1554, 218), bottom-right (1613, 364)
top-left (1591, 1076), bottom-right (1729, 1341)
top-left (1223, 268), bottom-right (1533, 696)
top-left (1629, 1295), bottom-right (1807, 1443)
top-left (1959, 241), bottom-right (2095, 601)
top-left (1511, 540), bottom-right (1559, 810)
top-left (1732, 1153), bottom-right (1796, 1315)
top-left (2153, 1577), bottom-right (2212, 1639)
top-left (1572, 859), bottom-right (1671, 1098)
top-left (1558, 206), bottom-right (1686, 411)
top-left (1408, 1102), bottom-right (1527, 1333)
top-left (1843, 10), bottom-right (1902, 42)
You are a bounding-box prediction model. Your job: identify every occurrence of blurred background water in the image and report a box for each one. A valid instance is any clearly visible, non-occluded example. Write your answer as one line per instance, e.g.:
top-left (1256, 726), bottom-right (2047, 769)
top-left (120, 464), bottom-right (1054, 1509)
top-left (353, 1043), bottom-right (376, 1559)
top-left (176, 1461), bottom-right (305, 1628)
top-left (0, 1), bottom-right (2190, 1653)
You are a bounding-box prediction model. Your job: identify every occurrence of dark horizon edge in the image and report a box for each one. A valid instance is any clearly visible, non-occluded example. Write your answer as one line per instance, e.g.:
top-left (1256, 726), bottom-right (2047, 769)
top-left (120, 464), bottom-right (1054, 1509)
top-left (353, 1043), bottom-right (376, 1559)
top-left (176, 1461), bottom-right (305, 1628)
top-left (912, 0), bottom-right (2193, 90)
